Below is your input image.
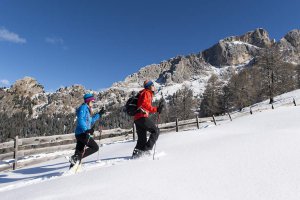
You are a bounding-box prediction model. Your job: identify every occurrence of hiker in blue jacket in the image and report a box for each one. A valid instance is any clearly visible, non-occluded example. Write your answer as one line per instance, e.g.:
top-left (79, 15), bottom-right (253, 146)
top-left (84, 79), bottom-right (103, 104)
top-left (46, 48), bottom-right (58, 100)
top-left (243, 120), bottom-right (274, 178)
top-left (69, 93), bottom-right (106, 167)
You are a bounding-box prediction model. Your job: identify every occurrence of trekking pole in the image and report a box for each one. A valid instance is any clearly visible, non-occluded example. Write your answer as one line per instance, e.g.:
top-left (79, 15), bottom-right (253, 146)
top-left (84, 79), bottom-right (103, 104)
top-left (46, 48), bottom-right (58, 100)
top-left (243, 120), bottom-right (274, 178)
top-left (153, 112), bottom-right (160, 160)
top-left (153, 92), bottom-right (164, 160)
top-left (97, 122), bottom-right (103, 161)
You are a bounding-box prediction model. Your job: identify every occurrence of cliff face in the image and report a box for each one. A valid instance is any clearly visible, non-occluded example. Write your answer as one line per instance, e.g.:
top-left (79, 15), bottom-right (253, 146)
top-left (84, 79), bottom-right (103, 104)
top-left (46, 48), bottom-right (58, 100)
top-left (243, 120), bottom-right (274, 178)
top-left (0, 77), bottom-right (44, 117)
top-left (0, 77), bottom-right (87, 118)
top-left (117, 54), bottom-right (211, 87)
top-left (277, 29), bottom-right (300, 64)
top-left (202, 28), bottom-right (272, 66)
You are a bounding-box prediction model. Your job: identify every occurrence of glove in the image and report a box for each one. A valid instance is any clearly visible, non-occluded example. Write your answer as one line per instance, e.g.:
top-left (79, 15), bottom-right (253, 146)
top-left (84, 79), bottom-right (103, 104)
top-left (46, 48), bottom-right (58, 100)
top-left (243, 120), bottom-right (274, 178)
top-left (87, 134), bottom-right (94, 139)
top-left (98, 107), bottom-right (106, 115)
top-left (85, 128), bottom-right (94, 135)
top-left (157, 101), bottom-right (165, 114)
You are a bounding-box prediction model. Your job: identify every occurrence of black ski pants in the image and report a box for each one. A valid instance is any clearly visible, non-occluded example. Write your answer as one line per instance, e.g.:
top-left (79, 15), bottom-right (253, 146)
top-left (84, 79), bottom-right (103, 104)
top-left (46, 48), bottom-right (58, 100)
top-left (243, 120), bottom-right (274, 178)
top-left (75, 133), bottom-right (99, 160)
top-left (134, 117), bottom-right (159, 151)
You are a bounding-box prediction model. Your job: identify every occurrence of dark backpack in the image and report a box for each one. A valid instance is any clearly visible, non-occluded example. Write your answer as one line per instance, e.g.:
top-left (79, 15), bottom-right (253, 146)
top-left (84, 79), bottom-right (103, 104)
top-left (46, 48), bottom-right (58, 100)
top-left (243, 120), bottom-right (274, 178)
top-left (124, 93), bottom-right (140, 116)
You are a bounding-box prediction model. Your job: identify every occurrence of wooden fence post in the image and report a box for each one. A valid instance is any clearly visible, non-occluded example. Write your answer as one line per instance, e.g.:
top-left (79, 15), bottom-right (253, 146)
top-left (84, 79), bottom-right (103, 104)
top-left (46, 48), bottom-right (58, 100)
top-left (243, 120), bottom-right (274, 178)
top-left (227, 112), bottom-right (232, 121)
top-left (293, 98), bottom-right (297, 106)
top-left (176, 118), bottom-right (179, 132)
top-left (13, 136), bottom-right (18, 170)
top-left (196, 116), bottom-right (200, 129)
top-left (272, 104), bottom-right (274, 109)
top-left (133, 123), bottom-right (136, 141)
top-left (250, 107), bottom-right (253, 115)
top-left (212, 115), bottom-right (217, 126)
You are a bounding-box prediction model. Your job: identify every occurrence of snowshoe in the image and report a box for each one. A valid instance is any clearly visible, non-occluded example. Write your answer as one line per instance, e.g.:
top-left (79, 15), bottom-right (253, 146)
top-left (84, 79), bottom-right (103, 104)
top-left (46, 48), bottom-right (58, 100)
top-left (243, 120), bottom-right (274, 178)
top-left (132, 149), bottom-right (152, 159)
top-left (69, 154), bottom-right (79, 165)
top-left (69, 160), bottom-right (82, 174)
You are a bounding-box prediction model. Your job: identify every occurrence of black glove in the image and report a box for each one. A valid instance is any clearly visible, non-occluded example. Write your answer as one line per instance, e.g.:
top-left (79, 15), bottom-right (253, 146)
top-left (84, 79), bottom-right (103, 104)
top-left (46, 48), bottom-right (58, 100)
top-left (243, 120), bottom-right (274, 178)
top-left (98, 107), bottom-right (106, 115)
top-left (157, 101), bottom-right (165, 114)
top-left (85, 128), bottom-right (94, 135)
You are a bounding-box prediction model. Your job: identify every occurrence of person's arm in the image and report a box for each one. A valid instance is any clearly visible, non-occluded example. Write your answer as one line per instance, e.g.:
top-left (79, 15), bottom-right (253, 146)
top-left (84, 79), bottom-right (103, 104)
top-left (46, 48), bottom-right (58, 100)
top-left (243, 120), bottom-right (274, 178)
top-left (91, 113), bottom-right (100, 126)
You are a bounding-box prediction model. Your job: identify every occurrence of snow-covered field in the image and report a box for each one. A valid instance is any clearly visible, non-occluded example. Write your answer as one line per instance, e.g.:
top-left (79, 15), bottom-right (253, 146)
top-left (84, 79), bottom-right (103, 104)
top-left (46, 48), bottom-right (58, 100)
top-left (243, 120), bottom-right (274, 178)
top-left (1, 97), bottom-right (300, 199)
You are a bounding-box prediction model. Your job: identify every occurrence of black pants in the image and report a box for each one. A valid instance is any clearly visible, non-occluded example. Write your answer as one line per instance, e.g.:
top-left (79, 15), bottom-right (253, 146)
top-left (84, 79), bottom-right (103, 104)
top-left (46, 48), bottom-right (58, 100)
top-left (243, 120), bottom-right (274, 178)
top-left (75, 133), bottom-right (99, 160)
top-left (134, 117), bottom-right (159, 151)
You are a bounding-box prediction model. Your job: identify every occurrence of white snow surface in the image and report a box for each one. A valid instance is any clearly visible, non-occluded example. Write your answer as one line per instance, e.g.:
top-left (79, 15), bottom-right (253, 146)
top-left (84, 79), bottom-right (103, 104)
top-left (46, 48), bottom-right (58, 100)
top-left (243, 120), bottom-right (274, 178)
top-left (2, 90), bottom-right (300, 199)
top-left (229, 40), bottom-right (261, 49)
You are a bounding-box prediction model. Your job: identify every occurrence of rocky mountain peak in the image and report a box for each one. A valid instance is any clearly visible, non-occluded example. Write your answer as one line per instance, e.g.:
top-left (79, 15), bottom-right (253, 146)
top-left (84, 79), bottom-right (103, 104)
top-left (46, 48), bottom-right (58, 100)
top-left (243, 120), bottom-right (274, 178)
top-left (278, 29), bottom-right (300, 64)
top-left (281, 29), bottom-right (300, 48)
top-left (9, 77), bottom-right (44, 98)
top-left (202, 28), bottom-right (272, 67)
top-left (228, 28), bottom-right (272, 48)
top-left (114, 54), bottom-right (211, 90)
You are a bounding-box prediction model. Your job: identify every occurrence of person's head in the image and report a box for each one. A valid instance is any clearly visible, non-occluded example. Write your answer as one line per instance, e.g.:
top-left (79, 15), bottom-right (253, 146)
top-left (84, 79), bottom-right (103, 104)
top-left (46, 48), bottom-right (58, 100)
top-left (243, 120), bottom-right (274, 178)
top-left (83, 93), bottom-right (95, 107)
top-left (144, 80), bottom-right (156, 92)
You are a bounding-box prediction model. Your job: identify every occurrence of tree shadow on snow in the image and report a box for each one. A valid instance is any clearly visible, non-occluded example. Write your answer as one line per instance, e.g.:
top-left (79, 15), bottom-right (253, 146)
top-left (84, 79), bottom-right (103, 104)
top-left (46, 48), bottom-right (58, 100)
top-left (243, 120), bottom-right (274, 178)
top-left (13, 164), bottom-right (67, 175)
top-left (0, 171), bottom-right (63, 184)
top-left (0, 162), bottom-right (70, 184)
top-left (84, 155), bottom-right (133, 165)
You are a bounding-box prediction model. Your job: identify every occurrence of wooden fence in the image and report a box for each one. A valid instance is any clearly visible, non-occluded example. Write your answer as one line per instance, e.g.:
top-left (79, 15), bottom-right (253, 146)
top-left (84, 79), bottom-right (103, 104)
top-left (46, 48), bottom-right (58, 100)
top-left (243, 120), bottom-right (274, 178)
top-left (0, 115), bottom-right (223, 172)
top-left (0, 128), bottom-right (132, 172)
top-left (0, 96), bottom-right (297, 172)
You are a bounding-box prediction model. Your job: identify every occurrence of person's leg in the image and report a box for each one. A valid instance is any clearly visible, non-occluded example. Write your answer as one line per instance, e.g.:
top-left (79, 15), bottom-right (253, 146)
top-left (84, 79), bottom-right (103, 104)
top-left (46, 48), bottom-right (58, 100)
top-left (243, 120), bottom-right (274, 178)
top-left (74, 133), bottom-right (99, 159)
top-left (143, 118), bottom-right (159, 151)
top-left (134, 118), bottom-right (147, 150)
top-left (81, 137), bottom-right (99, 159)
top-left (74, 134), bottom-right (87, 160)
top-left (69, 134), bottom-right (85, 167)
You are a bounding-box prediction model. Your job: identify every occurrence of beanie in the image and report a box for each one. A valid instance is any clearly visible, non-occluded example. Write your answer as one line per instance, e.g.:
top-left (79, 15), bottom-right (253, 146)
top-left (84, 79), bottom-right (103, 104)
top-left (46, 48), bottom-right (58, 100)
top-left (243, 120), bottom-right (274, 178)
top-left (83, 93), bottom-right (95, 103)
top-left (144, 80), bottom-right (154, 89)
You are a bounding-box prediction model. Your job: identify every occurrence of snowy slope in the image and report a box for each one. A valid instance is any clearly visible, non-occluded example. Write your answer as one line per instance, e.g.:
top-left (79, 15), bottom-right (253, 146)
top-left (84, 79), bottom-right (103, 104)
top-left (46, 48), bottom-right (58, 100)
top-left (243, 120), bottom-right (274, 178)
top-left (1, 102), bottom-right (300, 199)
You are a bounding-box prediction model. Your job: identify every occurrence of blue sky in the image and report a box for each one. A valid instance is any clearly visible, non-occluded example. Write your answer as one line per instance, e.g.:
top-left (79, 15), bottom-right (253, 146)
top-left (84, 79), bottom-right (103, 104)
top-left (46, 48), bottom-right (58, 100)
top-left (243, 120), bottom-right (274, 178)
top-left (0, 0), bottom-right (299, 91)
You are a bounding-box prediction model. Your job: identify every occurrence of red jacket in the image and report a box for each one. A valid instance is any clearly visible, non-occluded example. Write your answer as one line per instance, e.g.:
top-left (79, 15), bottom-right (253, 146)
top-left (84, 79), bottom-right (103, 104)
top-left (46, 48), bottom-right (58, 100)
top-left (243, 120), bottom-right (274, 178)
top-left (134, 89), bottom-right (157, 120)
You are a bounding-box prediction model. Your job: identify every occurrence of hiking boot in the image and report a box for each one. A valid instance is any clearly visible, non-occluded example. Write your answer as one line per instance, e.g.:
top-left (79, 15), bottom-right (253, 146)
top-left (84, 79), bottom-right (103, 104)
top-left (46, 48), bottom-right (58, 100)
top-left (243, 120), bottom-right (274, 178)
top-left (132, 148), bottom-right (143, 159)
top-left (132, 149), bottom-right (152, 159)
top-left (69, 154), bottom-right (79, 165)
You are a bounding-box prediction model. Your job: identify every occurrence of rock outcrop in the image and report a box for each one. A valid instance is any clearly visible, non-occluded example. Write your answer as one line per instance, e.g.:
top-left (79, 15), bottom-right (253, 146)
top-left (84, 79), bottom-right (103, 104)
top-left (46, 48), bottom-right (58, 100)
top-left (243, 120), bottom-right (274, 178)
top-left (277, 29), bottom-right (300, 64)
top-left (202, 28), bottom-right (272, 66)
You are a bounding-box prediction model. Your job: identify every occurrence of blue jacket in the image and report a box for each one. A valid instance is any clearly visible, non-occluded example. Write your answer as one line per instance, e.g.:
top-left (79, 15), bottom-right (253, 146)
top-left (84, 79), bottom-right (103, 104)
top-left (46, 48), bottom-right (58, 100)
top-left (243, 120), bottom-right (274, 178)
top-left (75, 103), bottom-right (100, 135)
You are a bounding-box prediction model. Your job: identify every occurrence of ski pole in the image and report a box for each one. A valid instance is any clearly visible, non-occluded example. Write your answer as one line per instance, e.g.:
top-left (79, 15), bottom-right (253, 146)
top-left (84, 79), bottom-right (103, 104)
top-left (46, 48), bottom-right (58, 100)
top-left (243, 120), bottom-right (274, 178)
top-left (153, 92), bottom-right (164, 160)
top-left (153, 113), bottom-right (160, 160)
top-left (97, 123), bottom-right (103, 161)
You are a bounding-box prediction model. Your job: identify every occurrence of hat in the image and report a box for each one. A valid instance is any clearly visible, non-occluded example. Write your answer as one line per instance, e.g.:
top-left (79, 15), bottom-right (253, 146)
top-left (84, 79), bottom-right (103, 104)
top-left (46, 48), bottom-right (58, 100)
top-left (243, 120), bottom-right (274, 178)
top-left (144, 80), bottom-right (154, 89)
top-left (83, 93), bottom-right (95, 103)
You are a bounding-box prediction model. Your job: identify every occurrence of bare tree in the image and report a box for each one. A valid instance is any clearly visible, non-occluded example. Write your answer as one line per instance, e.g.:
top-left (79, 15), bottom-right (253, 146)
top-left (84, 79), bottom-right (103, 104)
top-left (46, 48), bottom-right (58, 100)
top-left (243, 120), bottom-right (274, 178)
top-left (295, 64), bottom-right (300, 88)
top-left (255, 45), bottom-right (284, 104)
top-left (255, 44), bottom-right (298, 104)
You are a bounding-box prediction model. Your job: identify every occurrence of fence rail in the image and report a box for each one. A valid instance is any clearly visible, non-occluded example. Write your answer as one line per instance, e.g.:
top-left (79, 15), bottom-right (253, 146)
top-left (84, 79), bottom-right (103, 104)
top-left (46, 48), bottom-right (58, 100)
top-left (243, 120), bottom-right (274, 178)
top-left (0, 96), bottom-right (297, 172)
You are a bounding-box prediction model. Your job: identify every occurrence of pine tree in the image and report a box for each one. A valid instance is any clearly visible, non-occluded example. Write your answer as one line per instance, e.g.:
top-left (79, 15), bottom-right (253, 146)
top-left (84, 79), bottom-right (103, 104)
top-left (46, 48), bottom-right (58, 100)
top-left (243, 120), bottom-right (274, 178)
top-left (226, 69), bottom-right (257, 111)
top-left (200, 74), bottom-right (223, 116)
top-left (168, 86), bottom-right (195, 121)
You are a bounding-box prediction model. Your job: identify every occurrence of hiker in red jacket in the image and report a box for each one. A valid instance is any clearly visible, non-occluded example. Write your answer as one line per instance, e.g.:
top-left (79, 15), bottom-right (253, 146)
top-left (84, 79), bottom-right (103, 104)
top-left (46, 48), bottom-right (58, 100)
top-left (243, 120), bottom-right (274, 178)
top-left (132, 80), bottom-right (165, 158)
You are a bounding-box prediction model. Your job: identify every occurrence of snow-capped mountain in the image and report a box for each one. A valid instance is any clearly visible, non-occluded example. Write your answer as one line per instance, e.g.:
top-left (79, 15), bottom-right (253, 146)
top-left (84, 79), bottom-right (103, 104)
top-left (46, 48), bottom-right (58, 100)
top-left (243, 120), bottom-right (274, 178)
top-left (98, 28), bottom-right (300, 104)
top-left (1, 28), bottom-right (300, 118)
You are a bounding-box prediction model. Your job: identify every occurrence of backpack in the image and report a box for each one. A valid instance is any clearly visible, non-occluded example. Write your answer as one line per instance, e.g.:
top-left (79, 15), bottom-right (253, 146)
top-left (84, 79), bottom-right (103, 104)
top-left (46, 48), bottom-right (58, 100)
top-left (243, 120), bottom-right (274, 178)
top-left (124, 93), bottom-right (140, 116)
